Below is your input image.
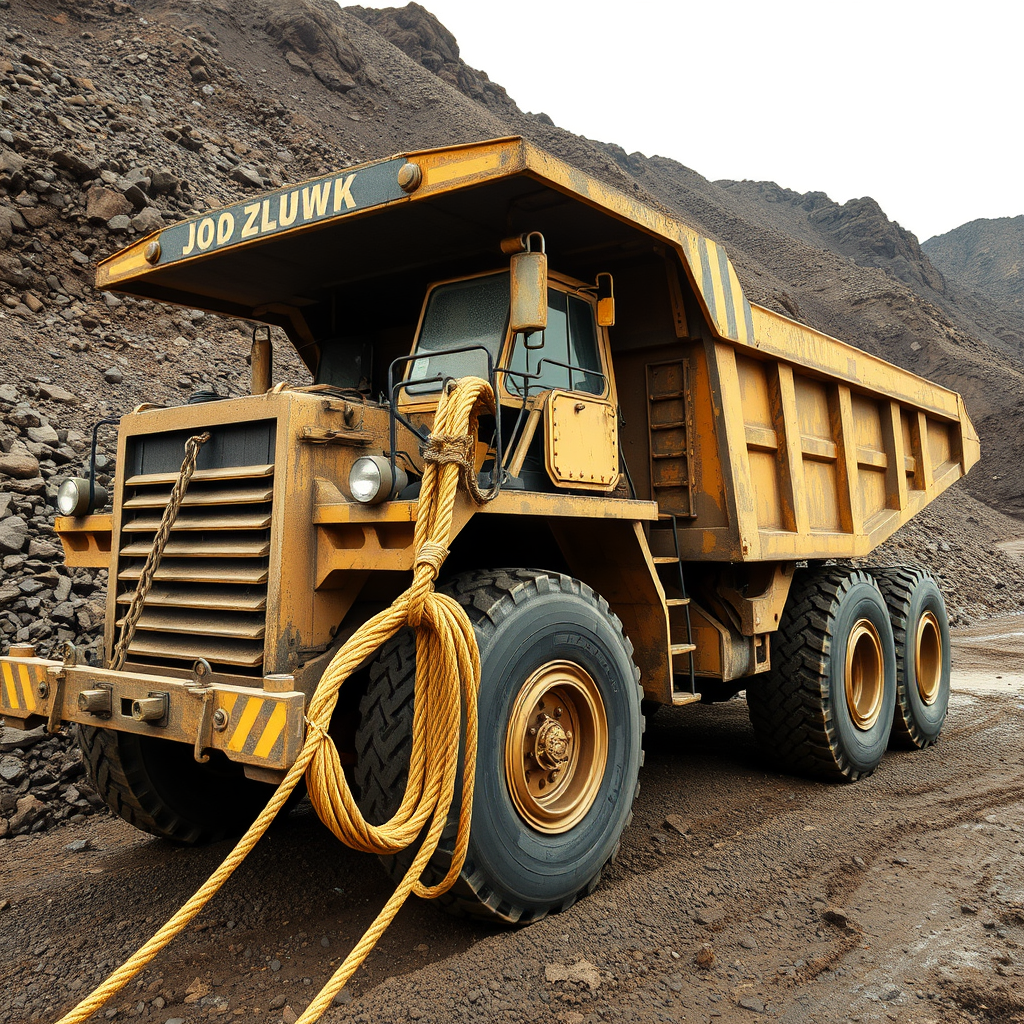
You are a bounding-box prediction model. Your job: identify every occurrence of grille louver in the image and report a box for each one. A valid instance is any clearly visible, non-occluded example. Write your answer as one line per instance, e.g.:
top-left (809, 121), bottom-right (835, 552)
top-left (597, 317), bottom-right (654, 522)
top-left (115, 460), bottom-right (274, 675)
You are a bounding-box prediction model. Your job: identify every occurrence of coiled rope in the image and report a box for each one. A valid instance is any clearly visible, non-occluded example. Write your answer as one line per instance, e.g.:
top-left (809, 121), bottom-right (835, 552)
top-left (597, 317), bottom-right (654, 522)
top-left (56, 376), bottom-right (496, 1024)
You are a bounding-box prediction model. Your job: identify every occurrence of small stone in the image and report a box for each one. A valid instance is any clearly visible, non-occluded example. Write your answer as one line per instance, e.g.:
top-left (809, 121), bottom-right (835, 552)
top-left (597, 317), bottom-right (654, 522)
top-left (695, 942), bottom-right (716, 969)
top-left (961, 904), bottom-right (978, 915)
top-left (333, 990), bottom-right (352, 1005)
top-left (37, 383), bottom-right (78, 404)
top-left (65, 839), bottom-right (90, 852)
top-left (229, 165), bottom-right (263, 189)
top-left (0, 754), bottom-right (26, 783)
top-left (269, 959), bottom-right (281, 972)
top-left (103, 367), bottom-right (123, 385)
top-left (22, 292), bottom-right (43, 313)
top-left (107, 214), bottom-right (132, 233)
top-left (0, 515), bottom-right (28, 554)
top-left (86, 186), bottom-right (132, 223)
top-left (268, 995), bottom-right (287, 1010)
top-left (131, 207), bottom-right (164, 234)
top-left (738, 996), bottom-right (765, 1012)
top-left (10, 794), bottom-right (47, 832)
top-left (663, 813), bottom-right (688, 835)
top-left (0, 455), bottom-right (40, 481)
top-left (149, 168), bottom-right (179, 194)
top-left (738, 935), bottom-right (757, 949)
top-left (26, 423), bottom-right (58, 445)
top-left (281, 1007), bottom-right (297, 1024)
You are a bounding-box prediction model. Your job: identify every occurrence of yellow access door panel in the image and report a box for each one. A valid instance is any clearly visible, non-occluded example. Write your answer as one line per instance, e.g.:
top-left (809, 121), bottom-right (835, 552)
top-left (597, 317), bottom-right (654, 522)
top-left (544, 390), bottom-right (619, 491)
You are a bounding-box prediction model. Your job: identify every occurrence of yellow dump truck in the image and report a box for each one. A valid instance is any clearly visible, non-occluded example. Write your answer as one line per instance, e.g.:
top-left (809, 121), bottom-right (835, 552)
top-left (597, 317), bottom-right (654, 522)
top-left (1, 137), bottom-right (978, 922)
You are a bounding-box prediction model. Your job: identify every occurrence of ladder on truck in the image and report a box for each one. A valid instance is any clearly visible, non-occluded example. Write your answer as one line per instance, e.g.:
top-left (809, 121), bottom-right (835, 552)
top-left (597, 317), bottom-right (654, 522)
top-left (650, 514), bottom-right (699, 705)
top-left (646, 359), bottom-right (699, 704)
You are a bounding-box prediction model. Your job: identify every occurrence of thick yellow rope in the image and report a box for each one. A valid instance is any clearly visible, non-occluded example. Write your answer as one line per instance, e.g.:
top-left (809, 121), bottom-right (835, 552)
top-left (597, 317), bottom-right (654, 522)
top-left (55, 377), bottom-right (496, 1024)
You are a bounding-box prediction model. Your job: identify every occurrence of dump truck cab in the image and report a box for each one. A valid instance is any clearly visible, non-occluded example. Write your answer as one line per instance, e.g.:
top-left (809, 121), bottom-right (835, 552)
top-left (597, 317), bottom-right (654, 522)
top-left (0, 137), bottom-right (978, 924)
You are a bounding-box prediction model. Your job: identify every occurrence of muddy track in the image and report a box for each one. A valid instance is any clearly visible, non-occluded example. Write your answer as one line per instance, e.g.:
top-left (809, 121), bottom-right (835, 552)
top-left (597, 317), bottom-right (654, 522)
top-left (2, 625), bottom-right (1023, 1024)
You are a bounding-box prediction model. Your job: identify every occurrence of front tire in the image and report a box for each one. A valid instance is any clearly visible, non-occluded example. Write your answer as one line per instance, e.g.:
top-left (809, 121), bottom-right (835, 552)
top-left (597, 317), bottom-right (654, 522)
top-left (871, 567), bottom-right (951, 749)
top-left (355, 569), bottom-right (644, 924)
top-left (77, 726), bottom-right (282, 844)
top-left (747, 568), bottom-right (897, 781)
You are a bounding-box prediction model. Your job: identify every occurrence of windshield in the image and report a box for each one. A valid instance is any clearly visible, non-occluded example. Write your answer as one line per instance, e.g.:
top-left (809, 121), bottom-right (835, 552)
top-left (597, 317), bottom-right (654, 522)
top-left (406, 272), bottom-right (510, 395)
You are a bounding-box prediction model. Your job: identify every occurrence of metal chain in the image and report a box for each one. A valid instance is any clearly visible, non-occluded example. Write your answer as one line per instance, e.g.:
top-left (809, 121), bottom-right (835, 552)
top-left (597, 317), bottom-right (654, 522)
top-left (109, 432), bottom-right (211, 672)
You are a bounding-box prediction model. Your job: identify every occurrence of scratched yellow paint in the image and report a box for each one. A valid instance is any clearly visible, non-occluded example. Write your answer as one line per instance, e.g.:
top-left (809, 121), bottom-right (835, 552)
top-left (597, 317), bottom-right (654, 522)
top-left (425, 152), bottom-right (502, 186)
top-left (253, 703), bottom-right (288, 760)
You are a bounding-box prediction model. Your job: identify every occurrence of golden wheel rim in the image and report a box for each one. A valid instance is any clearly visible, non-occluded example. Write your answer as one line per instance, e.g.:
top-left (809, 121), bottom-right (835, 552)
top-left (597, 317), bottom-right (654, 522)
top-left (915, 610), bottom-right (942, 705)
top-left (504, 660), bottom-right (608, 834)
top-left (844, 618), bottom-right (884, 731)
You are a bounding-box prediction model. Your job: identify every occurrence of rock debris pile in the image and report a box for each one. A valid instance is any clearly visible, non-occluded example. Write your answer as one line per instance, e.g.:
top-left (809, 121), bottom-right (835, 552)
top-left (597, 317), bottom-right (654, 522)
top-left (0, 723), bottom-right (103, 839)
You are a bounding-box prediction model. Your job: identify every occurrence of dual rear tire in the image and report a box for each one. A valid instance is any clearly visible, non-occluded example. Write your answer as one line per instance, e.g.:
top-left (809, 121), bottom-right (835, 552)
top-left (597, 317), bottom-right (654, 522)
top-left (747, 565), bottom-right (950, 781)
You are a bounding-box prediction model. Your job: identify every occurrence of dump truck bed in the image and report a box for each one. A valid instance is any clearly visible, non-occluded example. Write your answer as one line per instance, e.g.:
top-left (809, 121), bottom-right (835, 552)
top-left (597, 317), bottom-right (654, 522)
top-left (95, 137), bottom-right (978, 564)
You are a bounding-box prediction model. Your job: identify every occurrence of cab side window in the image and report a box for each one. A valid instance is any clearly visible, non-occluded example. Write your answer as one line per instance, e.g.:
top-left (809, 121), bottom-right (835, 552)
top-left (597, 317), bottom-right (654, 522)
top-left (506, 291), bottom-right (603, 396)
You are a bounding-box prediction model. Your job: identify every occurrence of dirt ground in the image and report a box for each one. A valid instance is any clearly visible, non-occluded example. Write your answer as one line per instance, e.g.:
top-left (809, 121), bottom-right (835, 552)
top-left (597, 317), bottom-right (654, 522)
top-left (1, 618), bottom-right (1022, 1024)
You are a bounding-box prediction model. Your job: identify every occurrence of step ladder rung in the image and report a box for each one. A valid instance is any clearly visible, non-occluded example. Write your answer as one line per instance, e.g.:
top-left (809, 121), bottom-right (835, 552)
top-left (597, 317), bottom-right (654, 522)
top-left (671, 691), bottom-right (702, 707)
top-left (648, 391), bottom-right (686, 400)
top-left (650, 420), bottom-right (688, 431)
top-left (653, 556), bottom-right (679, 565)
top-left (670, 643), bottom-right (697, 655)
top-left (666, 598), bottom-right (690, 607)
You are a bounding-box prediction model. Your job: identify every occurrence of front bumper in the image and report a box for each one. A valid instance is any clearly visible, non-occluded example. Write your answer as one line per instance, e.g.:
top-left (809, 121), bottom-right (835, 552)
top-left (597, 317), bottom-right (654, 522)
top-left (0, 654), bottom-right (306, 771)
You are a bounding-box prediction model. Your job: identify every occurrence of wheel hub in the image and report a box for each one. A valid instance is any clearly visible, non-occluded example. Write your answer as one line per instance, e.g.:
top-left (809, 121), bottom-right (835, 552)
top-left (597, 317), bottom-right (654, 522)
top-left (504, 660), bottom-right (608, 834)
top-left (534, 716), bottom-right (572, 770)
top-left (916, 610), bottom-right (942, 705)
top-left (845, 618), bottom-right (884, 731)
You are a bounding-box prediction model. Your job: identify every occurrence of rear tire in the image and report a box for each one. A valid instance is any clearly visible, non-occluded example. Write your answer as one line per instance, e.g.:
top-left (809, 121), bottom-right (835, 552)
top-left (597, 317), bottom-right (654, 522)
top-left (77, 725), bottom-right (283, 844)
top-left (355, 569), bottom-right (644, 924)
top-left (747, 568), bottom-right (896, 781)
top-left (871, 567), bottom-right (950, 749)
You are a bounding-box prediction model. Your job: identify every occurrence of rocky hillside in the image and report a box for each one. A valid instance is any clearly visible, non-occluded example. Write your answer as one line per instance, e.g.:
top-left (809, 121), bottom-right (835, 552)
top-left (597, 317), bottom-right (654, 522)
top-left (923, 215), bottom-right (1024, 320)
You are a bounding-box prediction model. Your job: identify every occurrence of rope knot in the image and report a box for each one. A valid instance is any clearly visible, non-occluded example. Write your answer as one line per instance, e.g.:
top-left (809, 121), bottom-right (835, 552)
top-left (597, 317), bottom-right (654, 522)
top-left (415, 541), bottom-right (449, 578)
top-left (420, 433), bottom-right (474, 469)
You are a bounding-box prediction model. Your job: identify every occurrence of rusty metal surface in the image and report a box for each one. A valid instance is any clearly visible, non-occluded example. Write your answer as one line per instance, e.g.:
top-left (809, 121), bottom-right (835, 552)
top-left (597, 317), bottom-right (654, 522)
top-left (0, 655), bottom-right (305, 769)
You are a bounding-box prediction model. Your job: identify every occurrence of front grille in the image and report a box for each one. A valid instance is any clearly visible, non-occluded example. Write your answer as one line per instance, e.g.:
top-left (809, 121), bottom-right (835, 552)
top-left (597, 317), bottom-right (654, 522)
top-left (114, 421), bottom-right (276, 677)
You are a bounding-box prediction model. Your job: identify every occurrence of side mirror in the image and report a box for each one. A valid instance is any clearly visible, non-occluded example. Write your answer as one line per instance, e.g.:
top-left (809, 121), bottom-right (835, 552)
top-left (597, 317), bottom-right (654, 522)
top-left (510, 231), bottom-right (547, 334)
top-left (596, 272), bottom-right (615, 327)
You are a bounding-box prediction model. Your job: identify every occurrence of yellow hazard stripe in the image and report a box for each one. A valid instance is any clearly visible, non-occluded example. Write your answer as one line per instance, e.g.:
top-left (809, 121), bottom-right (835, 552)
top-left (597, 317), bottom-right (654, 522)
top-left (677, 230), bottom-right (754, 346)
top-left (18, 664), bottom-right (37, 712)
top-left (3, 663), bottom-right (19, 710)
top-left (253, 702), bottom-right (288, 760)
top-left (228, 696), bottom-right (263, 752)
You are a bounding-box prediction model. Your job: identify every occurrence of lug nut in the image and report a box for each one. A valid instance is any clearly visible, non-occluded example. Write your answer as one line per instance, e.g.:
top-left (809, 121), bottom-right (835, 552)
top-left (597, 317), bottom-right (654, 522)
top-left (132, 695), bottom-right (167, 723)
top-left (78, 689), bottom-right (111, 715)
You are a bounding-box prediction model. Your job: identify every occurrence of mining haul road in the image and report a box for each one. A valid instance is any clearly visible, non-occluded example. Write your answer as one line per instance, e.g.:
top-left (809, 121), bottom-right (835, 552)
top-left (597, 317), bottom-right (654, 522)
top-left (2, 616), bottom-right (1022, 1024)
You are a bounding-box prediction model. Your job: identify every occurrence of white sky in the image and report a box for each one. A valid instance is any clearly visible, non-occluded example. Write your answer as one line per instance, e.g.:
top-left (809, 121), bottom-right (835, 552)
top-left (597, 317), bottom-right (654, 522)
top-left (362, 0), bottom-right (1021, 242)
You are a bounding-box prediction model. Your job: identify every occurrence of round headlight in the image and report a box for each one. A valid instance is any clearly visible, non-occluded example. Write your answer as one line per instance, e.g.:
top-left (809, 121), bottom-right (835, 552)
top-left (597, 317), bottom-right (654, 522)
top-left (57, 477), bottom-right (89, 516)
top-left (348, 456), bottom-right (408, 504)
top-left (56, 477), bottom-right (107, 517)
top-left (349, 456), bottom-right (385, 503)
